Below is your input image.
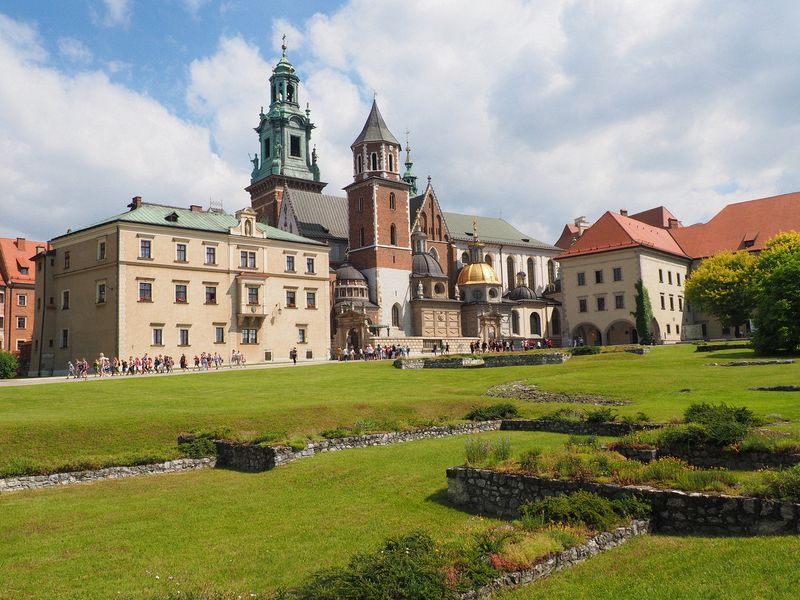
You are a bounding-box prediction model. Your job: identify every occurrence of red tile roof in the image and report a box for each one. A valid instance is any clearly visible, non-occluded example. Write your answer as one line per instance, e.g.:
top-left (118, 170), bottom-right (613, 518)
top-left (554, 223), bottom-right (580, 249)
top-left (0, 238), bottom-right (49, 286)
top-left (670, 192), bottom-right (800, 258)
top-left (556, 211), bottom-right (689, 260)
top-left (629, 206), bottom-right (681, 228)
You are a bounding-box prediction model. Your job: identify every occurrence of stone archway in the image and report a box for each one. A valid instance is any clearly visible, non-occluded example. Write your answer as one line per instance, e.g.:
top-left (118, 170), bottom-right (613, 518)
top-left (651, 319), bottom-right (661, 344)
top-left (572, 323), bottom-right (602, 346)
top-left (606, 320), bottom-right (638, 345)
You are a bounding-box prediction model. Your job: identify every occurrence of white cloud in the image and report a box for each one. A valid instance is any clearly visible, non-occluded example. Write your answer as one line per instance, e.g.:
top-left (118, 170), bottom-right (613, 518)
top-left (0, 14), bottom-right (245, 240)
top-left (91, 0), bottom-right (131, 28)
top-left (57, 37), bottom-right (93, 64)
top-left (182, 0), bottom-right (211, 18)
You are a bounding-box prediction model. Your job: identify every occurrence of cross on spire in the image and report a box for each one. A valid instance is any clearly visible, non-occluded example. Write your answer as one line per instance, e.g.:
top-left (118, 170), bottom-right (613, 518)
top-left (281, 34), bottom-right (287, 56)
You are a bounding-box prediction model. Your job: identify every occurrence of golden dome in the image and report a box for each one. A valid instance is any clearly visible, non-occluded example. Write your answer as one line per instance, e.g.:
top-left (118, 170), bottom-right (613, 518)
top-left (457, 262), bottom-right (501, 286)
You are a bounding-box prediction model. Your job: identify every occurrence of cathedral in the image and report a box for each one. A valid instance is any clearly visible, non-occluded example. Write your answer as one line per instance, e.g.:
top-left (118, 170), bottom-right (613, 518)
top-left (247, 44), bottom-right (563, 353)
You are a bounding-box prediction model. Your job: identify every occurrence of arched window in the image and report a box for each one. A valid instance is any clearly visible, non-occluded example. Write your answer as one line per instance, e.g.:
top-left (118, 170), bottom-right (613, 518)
top-left (389, 192), bottom-right (395, 210)
top-left (359, 226), bottom-right (365, 247)
top-left (390, 224), bottom-right (397, 246)
top-left (287, 84), bottom-right (295, 103)
top-left (461, 251), bottom-right (469, 264)
top-left (357, 155), bottom-right (363, 174)
top-left (271, 85), bottom-right (276, 103)
top-left (551, 308), bottom-right (561, 335)
top-left (429, 247), bottom-right (439, 261)
top-left (548, 259), bottom-right (555, 285)
top-left (485, 254), bottom-right (493, 268)
top-left (436, 215), bottom-right (443, 240)
top-left (388, 154), bottom-right (394, 172)
top-left (506, 257), bottom-right (515, 289)
top-left (370, 152), bottom-right (378, 171)
top-left (530, 313), bottom-right (542, 336)
top-left (434, 282), bottom-right (445, 295)
top-left (527, 258), bottom-right (535, 290)
top-left (391, 303), bottom-right (401, 327)
top-left (512, 311), bottom-right (520, 335)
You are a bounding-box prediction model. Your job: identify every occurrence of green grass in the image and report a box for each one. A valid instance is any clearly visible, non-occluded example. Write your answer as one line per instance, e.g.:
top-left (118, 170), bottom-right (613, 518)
top-left (0, 431), bottom-right (567, 599)
top-left (3, 345), bottom-right (800, 476)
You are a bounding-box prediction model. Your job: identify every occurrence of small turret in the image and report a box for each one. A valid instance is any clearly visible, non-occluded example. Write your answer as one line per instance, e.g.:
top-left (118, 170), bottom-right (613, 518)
top-left (402, 131), bottom-right (418, 195)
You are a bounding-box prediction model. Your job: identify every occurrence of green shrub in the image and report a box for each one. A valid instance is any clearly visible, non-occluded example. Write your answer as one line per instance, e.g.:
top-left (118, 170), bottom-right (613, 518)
top-left (492, 437), bottom-right (512, 462)
top-left (520, 491), bottom-right (642, 532)
top-left (546, 527), bottom-right (580, 548)
top-left (660, 423), bottom-right (711, 452)
top-left (464, 403), bottom-right (520, 421)
top-left (565, 435), bottom-right (598, 449)
top-left (540, 408), bottom-right (583, 424)
top-left (673, 469), bottom-right (737, 493)
top-left (519, 448), bottom-right (542, 472)
top-left (684, 402), bottom-right (757, 427)
top-left (464, 437), bottom-right (492, 466)
top-left (192, 426), bottom-right (234, 441)
top-left (320, 427), bottom-right (351, 440)
top-left (252, 431), bottom-right (287, 445)
top-left (585, 408), bottom-right (616, 423)
top-left (0, 351), bottom-right (18, 379)
top-left (288, 438), bottom-right (307, 451)
top-left (570, 345), bottom-right (601, 356)
top-left (178, 438), bottom-right (217, 458)
top-left (748, 464), bottom-right (800, 503)
top-left (553, 454), bottom-right (587, 479)
top-left (640, 457), bottom-right (690, 483)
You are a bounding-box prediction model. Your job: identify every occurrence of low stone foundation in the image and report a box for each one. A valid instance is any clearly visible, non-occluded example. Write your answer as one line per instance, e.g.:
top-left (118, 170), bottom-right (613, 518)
top-left (695, 342), bottom-right (752, 352)
top-left (500, 419), bottom-right (658, 437)
top-left (613, 445), bottom-right (800, 470)
top-left (459, 520), bottom-right (650, 599)
top-left (706, 360), bottom-right (795, 367)
top-left (213, 421), bottom-right (503, 472)
top-left (447, 467), bottom-right (800, 536)
top-left (394, 353), bottom-right (570, 369)
top-left (0, 458), bottom-right (215, 494)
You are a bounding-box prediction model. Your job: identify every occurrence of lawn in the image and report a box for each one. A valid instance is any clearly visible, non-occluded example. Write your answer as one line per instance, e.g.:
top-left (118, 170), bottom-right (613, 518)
top-left (2, 344), bottom-right (800, 476)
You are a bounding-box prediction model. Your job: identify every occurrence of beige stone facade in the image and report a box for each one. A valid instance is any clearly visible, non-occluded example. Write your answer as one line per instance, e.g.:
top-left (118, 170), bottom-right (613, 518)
top-left (29, 202), bottom-right (329, 376)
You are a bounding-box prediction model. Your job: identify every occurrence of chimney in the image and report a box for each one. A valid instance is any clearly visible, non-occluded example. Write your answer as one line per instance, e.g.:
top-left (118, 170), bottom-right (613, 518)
top-left (190, 205), bottom-right (203, 213)
top-left (574, 216), bottom-right (590, 236)
top-left (15, 237), bottom-right (26, 250)
top-left (668, 218), bottom-right (679, 229)
top-left (620, 209), bottom-right (628, 216)
top-left (129, 196), bottom-right (142, 210)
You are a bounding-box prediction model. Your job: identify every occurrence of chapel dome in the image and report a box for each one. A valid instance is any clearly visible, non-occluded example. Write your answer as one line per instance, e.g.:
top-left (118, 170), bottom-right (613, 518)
top-left (505, 285), bottom-right (537, 301)
top-left (456, 262), bottom-right (501, 286)
top-left (335, 263), bottom-right (366, 281)
top-left (412, 253), bottom-right (445, 278)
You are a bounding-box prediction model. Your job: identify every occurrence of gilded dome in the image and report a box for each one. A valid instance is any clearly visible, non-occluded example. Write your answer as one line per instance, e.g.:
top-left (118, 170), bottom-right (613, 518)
top-left (456, 262), bottom-right (501, 286)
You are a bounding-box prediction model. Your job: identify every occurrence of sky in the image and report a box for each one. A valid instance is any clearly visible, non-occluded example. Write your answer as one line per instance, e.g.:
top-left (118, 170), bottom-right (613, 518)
top-left (2, 0), bottom-right (800, 245)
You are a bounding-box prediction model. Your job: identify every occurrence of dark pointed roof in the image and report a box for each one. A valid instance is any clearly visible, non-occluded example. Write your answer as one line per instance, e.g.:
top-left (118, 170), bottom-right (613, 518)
top-left (412, 253), bottom-right (446, 278)
top-left (352, 100), bottom-right (399, 146)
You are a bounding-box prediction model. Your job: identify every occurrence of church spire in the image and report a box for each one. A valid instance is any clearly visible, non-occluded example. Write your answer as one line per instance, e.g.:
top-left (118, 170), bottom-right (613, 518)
top-left (402, 130), bottom-right (418, 195)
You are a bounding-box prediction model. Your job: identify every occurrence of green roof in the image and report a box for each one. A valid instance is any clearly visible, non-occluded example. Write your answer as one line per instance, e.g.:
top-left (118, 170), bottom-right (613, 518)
top-left (442, 212), bottom-right (557, 251)
top-left (54, 203), bottom-right (325, 246)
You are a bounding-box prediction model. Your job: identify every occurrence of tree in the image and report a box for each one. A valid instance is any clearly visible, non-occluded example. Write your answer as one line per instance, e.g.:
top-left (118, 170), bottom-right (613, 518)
top-left (684, 251), bottom-right (757, 328)
top-left (0, 351), bottom-right (18, 379)
top-left (752, 232), bottom-right (800, 355)
top-left (633, 279), bottom-right (654, 344)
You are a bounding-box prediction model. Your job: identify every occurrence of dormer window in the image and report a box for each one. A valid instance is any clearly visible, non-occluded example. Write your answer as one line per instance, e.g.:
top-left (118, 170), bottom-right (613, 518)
top-left (165, 212), bottom-right (179, 223)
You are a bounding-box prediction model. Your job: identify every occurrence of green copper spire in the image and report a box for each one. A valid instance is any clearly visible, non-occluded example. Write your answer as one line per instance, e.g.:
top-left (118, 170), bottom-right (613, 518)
top-left (250, 38), bottom-right (319, 184)
top-left (402, 130), bottom-right (418, 195)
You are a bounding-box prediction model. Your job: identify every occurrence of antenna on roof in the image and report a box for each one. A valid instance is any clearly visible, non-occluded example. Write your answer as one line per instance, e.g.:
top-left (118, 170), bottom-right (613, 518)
top-left (209, 198), bottom-right (224, 213)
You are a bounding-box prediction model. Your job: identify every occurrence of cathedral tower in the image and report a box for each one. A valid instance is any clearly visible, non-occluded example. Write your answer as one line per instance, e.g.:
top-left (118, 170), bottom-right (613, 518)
top-left (247, 39), bottom-right (325, 226)
top-left (344, 100), bottom-right (413, 334)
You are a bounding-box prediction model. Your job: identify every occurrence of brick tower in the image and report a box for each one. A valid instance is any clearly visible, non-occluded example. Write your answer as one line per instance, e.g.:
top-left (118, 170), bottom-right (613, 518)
top-left (246, 39), bottom-right (325, 225)
top-left (344, 100), bottom-right (413, 334)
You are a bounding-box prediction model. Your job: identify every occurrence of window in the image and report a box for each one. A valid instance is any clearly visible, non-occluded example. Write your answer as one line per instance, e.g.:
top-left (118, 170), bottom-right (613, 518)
top-left (666, 324), bottom-right (671, 334)
top-left (615, 294), bottom-right (624, 309)
top-left (205, 286), bottom-right (217, 304)
top-left (61, 290), bottom-right (70, 309)
top-left (20, 267), bottom-right (29, 275)
top-left (677, 273), bottom-right (682, 286)
top-left (176, 243), bottom-right (187, 262)
top-left (577, 272), bottom-right (586, 286)
top-left (98, 240), bottom-right (106, 260)
top-left (595, 270), bottom-right (604, 284)
top-left (264, 137), bottom-right (271, 159)
top-left (139, 282), bottom-right (152, 302)
top-left (297, 327), bottom-right (307, 343)
top-left (551, 308), bottom-right (561, 335)
top-left (175, 284), bottom-right (187, 303)
top-left (152, 328), bottom-right (163, 346)
top-left (306, 291), bottom-right (316, 308)
top-left (530, 313), bottom-right (542, 335)
top-left (357, 198), bottom-right (364, 213)
top-left (247, 286), bottom-right (259, 305)
top-left (658, 269), bottom-right (663, 283)
top-left (388, 154), bottom-right (394, 172)
top-left (215, 326), bottom-right (225, 343)
top-left (357, 154), bottom-right (363, 173)
top-left (660, 295), bottom-right (665, 310)
top-left (613, 267), bottom-right (622, 281)
top-left (359, 226), bottom-right (365, 247)
top-left (290, 135), bottom-right (301, 157)
top-left (242, 328), bottom-right (258, 344)
top-left (306, 257), bottom-right (315, 273)
top-left (60, 329), bottom-right (69, 349)
top-left (0, 291), bottom-right (4, 304)
top-left (179, 328), bottom-right (190, 346)
top-left (485, 254), bottom-right (493, 268)
top-left (678, 297), bottom-right (683, 311)
top-left (96, 282), bottom-right (106, 304)
top-left (16, 316), bottom-right (26, 329)
top-left (64, 251), bottom-right (70, 268)
top-left (391, 303), bottom-right (400, 327)
top-left (286, 290), bottom-right (296, 308)
top-left (140, 240), bottom-right (151, 259)
top-left (527, 258), bottom-right (535, 290)
top-left (205, 246), bottom-right (216, 265)
top-left (240, 250), bottom-right (256, 269)
top-left (668, 271), bottom-right (673, 285)
top-left (370, 152), bottom-right (378, 170)
top-left (548, 260), bottom-right (555, 285)
top-left (676, 325), bottom-right (681, 335)
top-left (390, 224), bottom-right (397, 246)
top-left (506, 257), bottom-right (515, 289)
top-left (17, 294), bottom-right (26, 307)
top-left (511, 311), bottom-right (520, 334)
top-left (596, 297), bottom-right (606, 311)
top-left (286, 255), bottom-right (295, 272)
top-left (389, 192), bottom-right (396, 210)
top-left (461, 252), bottom-right (469, 264)
top-left (669, 295), bottom-right (675, 311)
top-left (579, 298), bottom-right (587, 313)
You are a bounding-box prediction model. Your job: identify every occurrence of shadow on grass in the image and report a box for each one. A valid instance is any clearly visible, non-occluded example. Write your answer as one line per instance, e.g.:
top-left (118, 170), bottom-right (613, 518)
top-left (704, 350), bottom-right (759, 360)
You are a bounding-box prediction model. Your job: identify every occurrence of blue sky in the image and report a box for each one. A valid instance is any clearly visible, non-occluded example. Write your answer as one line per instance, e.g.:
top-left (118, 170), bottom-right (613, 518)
top-left (2, 1), bottom-right (800, 244)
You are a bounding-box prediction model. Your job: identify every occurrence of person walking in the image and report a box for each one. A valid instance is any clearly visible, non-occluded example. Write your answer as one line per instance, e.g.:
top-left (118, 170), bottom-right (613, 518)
top-left (290, 347), bottom-right (298, 365)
